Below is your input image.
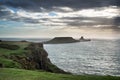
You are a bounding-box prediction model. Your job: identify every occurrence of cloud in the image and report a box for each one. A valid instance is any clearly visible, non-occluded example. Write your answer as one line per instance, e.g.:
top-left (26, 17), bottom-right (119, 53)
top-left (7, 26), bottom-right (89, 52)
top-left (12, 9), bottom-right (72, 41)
top-left (52, 6), bottom-right (74, 12)
top-left (114, 17), bottom-right (120, 26)
top-left (0, 0), bottom-right (120, 29)
top-left (0, 0), bottom-right (120, 11)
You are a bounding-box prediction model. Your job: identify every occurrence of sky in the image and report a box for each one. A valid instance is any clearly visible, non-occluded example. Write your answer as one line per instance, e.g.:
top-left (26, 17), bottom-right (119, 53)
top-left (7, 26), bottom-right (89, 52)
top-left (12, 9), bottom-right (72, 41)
top-left (0, 0), bottom-right (120, 39)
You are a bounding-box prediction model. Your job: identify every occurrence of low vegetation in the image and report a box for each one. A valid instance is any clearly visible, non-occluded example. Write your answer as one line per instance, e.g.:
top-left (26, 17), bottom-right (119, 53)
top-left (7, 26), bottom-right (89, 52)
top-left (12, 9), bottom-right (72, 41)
top-left (0, 43), bottom-right (20, 50)
top-left (0, 41), bottom-right (29, 68)
top-left (0, 58), bottom-right (21, 68)
top-left (0, 68), bottom-right (120, 80)
top-left (0, 41), bottom-right (29, 55)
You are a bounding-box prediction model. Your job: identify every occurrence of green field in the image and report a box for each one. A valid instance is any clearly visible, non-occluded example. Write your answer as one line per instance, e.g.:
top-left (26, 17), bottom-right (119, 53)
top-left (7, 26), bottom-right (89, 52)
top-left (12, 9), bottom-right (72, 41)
top-left (0, 41), bottom-right (29, 56)
top-left (0, 41), bottom-right (30, 68)
top-left (0, 68), bottom-right (120, 80)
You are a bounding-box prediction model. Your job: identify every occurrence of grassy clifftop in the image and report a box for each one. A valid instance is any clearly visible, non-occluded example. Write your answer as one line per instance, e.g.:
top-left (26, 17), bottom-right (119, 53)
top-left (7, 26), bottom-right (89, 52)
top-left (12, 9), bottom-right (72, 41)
top-left (0, 68), bottom-right (120, 80)
top-left (0, 41), bottom-right (29, 68)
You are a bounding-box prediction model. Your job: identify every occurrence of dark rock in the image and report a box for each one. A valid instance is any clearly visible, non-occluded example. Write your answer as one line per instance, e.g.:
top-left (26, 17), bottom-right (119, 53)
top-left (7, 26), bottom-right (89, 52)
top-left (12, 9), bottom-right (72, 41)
top-left (79, 36), bottom-right (91, 41)
top-left (24, 47), bottom-right (29, 50)
top-left (0, 63), bottom-right (3, 68)
top-left (21, 40), bottom-right (27, 42)
top-left (0, 40), bottom-right (2, 42)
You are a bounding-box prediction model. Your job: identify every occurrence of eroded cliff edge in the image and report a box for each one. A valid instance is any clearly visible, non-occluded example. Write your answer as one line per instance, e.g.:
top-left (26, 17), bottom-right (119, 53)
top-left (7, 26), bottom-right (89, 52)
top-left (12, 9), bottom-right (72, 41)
top-left (0, 42), bottom-right (67, 74)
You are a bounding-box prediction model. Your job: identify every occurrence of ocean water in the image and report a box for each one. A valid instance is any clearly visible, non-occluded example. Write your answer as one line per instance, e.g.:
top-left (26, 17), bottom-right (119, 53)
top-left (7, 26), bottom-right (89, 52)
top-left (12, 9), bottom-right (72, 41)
top-left (44, 39), bottom-right (120, 76)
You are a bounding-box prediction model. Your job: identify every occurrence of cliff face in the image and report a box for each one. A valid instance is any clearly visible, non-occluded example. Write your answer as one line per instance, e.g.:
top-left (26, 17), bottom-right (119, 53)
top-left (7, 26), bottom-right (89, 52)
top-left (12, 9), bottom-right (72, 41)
top-left (9, 43), bottom-right (67, 74)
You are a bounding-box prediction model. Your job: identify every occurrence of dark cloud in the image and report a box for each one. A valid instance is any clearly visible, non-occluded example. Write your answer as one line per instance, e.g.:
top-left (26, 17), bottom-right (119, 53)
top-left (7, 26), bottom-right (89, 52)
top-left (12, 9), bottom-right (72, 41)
top-left (66, 20), bottom-right (113, 27)
top-left (0, 0), bottom-right (120, 11)
top-left (114, 17), bottom-right (120, 26)
top-left (48, 17), bottom-right (115, 27)
top-left (0, 6), bottom-right (39, 24)
top-left (0, 6), bottom-right (11, 16)
top-left (10, 17), bottom-right (40, 24)
top-left (60, 17), bottom-right (111, 22)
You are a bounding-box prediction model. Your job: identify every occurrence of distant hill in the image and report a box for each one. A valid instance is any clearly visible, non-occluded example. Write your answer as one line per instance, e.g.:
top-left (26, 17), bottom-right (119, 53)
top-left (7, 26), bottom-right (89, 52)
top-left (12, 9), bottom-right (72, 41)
top-left (44, 37), bottom-right (79, 44)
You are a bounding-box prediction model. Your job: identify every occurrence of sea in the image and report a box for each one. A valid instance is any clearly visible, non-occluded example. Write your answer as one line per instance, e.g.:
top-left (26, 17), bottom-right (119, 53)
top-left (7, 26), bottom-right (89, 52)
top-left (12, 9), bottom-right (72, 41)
top-left (0, 38), bottom-right (120, 76)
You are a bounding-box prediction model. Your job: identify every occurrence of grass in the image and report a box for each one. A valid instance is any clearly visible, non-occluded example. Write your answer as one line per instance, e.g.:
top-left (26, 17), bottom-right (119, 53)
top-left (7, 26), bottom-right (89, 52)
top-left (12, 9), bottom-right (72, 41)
top-left (0, 41), bottom-right (29, 68)
top-left (0, 58), bottom-right (21, 68)
top-left (0, 68), bottom-right (120, 80)
top-left (0, 41), bottom-right (29, 56)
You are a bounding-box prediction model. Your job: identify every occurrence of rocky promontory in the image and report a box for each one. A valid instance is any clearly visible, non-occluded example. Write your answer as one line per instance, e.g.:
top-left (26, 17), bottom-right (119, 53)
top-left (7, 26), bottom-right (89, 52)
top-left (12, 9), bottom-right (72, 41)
top-left (0, 41), bottom-right (67, 74)
top-left (44, 37), bottom-right (79, 44)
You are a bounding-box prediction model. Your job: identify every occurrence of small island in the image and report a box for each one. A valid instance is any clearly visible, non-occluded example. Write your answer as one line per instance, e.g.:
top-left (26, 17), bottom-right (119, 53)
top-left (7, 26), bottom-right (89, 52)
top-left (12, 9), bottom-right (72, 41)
top-left (79, 36), bottom-right (91, 42)
top-left (44, 36), bottom-right (91, 44)
top-left (44, 37), bottom-right (79, 44)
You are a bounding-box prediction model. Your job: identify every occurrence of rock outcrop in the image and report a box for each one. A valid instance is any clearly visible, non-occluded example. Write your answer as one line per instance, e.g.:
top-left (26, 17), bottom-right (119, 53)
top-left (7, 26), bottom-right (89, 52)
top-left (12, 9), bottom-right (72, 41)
top-left (0, 63), bottom-right (3, 68)
top-left (0, 40), bottom-right (2, 42)
top-left (79, 36), bottom-right (91, 42)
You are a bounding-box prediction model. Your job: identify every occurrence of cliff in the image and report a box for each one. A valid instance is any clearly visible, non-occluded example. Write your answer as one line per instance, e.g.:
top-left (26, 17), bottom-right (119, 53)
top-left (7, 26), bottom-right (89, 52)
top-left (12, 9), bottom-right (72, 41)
top-left (0, 41), bottom-right (67, 74)
top-left (44, 37), bottom-right (79, 44)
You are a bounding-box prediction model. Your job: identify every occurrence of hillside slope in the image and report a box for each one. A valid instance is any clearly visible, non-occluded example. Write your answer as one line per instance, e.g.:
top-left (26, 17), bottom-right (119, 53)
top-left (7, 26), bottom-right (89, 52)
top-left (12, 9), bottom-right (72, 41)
top-left (0, 68), bottom-right (120, 80)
